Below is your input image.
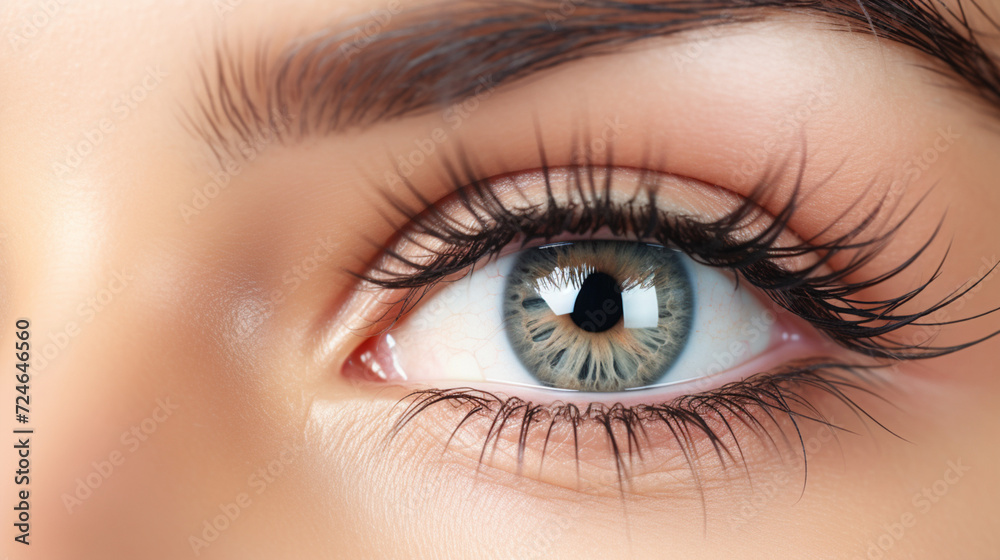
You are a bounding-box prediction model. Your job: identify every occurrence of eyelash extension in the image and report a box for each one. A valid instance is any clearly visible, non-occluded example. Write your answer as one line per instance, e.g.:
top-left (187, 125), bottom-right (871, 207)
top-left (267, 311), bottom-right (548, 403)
top-left (357, 141), bottom-right (1000, 362)
top-left (386, 359), bottom-right (894, 501)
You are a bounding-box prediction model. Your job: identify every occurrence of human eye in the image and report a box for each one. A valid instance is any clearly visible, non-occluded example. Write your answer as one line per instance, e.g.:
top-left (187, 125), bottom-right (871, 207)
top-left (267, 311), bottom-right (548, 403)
top-left (332, 143), bottom-right (994, 497)
top-left (369, 238), bottom-right (778, 394)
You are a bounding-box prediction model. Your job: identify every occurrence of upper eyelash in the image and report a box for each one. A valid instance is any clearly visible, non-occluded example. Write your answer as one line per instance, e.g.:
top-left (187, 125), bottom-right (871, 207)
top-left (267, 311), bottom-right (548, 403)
top-left (355, 141), bottom-right (1000, 361)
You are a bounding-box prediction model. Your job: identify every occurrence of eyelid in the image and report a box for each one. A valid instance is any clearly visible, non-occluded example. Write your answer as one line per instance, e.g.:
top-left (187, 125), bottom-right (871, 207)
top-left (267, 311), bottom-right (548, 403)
top-left (334, 165), bottom-right (827, 342)
top-left (350, 167), bottom-right (809, 300)
top-left (378, 357), bottom-right (889, 498)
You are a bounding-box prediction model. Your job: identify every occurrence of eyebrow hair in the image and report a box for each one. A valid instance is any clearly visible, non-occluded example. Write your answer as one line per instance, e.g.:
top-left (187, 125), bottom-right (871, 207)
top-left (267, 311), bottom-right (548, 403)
top-left (187, 0), bottom-right (1000, 162)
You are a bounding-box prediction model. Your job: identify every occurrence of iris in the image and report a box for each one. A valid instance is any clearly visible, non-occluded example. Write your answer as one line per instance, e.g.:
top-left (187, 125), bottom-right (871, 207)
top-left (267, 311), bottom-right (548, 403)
top-left (503, 241), bottom-right (694, 391)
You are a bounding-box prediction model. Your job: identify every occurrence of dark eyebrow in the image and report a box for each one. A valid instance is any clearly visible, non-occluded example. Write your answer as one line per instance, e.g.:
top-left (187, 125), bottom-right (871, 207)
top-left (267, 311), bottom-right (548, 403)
top-left (187, 0), bottom-right (1000, 162)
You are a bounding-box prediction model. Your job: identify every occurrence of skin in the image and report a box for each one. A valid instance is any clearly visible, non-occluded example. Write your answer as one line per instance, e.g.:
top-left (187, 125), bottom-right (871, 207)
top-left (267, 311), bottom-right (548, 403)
top-left (2, 1), bottom-right (1000, 558)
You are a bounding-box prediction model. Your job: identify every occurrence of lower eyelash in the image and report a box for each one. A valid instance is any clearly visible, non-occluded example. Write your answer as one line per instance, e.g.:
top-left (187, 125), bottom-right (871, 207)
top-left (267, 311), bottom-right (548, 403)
top-left (384, 358), bottom-right (898, 495)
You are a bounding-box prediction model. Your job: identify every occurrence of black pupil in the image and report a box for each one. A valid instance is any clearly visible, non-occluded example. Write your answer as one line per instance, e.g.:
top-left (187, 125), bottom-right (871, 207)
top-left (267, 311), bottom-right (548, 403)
top-left (570, 272), bottom-right (623, 333)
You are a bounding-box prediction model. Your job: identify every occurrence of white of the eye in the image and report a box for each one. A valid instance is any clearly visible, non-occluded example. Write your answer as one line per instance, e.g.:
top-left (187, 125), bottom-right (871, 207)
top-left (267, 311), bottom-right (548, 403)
top-left (386, 249), bottom-right (775, 391)
top-left (647, 262), bottom-right (774, 388)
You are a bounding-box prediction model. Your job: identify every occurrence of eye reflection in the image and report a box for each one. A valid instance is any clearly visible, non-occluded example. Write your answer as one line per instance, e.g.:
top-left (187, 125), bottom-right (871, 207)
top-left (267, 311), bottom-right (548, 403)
top-left (505, 242), bottom-right (693, 391)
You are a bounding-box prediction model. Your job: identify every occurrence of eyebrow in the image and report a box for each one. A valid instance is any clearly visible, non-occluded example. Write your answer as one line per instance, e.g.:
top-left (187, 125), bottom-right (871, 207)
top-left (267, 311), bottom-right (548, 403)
top-left (187, 0), bottom-right (1000, 162)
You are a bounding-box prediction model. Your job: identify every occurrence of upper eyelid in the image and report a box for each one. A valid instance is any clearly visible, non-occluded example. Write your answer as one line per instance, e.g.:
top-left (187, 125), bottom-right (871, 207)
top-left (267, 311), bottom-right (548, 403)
top-left (346, 155), bottom-right (1000, 362)
top-left (184, 0), bottom-right (1000, 163)
top-left (361, 162), bottom-right (861, 289)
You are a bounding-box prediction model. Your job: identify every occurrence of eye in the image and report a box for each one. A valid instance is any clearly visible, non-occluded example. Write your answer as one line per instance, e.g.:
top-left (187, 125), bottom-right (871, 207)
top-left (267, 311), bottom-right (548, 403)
top-left (334, 158), bottom-right (981, 493)
top-left (349, 239), bottom-right (790, 397)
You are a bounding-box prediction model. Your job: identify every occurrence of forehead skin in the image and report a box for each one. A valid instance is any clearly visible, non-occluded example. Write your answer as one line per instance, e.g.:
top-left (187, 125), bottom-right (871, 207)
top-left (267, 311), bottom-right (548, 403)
top-left (2, 1), bottom-right (1000, 559)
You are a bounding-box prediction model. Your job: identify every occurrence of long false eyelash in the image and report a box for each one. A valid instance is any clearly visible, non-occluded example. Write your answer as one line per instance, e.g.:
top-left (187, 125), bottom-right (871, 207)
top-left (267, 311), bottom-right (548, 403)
top-left (386, 359), bottom-right (896, 498)
top-left (357, 142), bottom-right (1000, 361)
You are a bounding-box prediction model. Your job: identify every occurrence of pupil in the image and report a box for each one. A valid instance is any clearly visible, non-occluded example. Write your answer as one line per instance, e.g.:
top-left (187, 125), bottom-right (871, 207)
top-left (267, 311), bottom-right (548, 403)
top-left (570, 272), bottom-right (623, 333)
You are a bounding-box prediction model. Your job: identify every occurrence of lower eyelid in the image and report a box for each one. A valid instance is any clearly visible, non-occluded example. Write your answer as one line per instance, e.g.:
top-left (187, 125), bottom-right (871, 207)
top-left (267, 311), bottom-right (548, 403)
top-left (394, 395), bottom-right (726, 495)
top-left (379, 358), bottom-right (881, 500)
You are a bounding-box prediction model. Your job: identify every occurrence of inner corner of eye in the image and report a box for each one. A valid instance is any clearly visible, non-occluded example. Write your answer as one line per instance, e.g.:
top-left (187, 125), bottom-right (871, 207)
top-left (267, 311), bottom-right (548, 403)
top-left (341, 238), bottom-right (815, 399)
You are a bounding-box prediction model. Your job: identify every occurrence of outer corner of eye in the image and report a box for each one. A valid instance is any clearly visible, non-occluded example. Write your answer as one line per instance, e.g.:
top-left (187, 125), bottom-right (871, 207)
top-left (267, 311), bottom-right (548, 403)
top-left (340, 239), bottom-right (821, 401)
